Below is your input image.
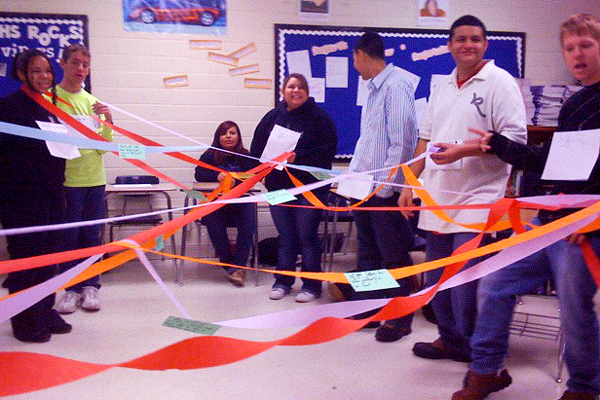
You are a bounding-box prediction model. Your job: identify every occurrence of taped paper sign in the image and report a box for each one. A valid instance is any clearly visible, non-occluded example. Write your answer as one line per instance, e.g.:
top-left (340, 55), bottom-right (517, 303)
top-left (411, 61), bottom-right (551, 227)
top-left (229, 64), bottom-right (260, 76)
top-left (244, 78), bottom-right (272, 89)
top-left (163, 316), bottom-right (221, 335)
top-left (189, 40), bottom-right (222, 50)
top-left (312, 41), bottom-right (348, 56)
top-left (163, 75), bottom-right (189, 88)
top-left (228, 43), bottom-right (257, 59)
top-left (118, 143), bottom-right (146, 160)
top-left (208, 52), bottom-right (238, 66)
top-left (345, 269), bottom-right (400, 292)
top-left (154, 235), bottom-right (165, 252)
top-left (384, 48), bottom-right (395, 57)
top-left (336, 173), bottom-right (374, 200)
top-left (412, 44), bottom-right (449, 62)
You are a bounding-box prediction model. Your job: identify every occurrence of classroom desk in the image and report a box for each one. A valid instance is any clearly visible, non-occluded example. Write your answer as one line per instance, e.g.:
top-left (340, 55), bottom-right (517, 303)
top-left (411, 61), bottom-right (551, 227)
top-left (178, 182), bottom-right (262, 285)
top-left (105, 183), bottom-right (178, 267)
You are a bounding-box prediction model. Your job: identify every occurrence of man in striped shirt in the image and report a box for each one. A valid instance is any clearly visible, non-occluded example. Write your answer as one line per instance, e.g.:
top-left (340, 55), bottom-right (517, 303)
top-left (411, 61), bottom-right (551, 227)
top-left (347, 31), bottom-right (418, 342)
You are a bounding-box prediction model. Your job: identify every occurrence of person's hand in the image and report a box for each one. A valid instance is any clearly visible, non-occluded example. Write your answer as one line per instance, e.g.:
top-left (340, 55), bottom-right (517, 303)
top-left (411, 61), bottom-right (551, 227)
top-left (92, 101), bottom-right (113, 124)
top-left (398, 187), bottom-right (415, 219)
top-left (287, 151), bottom-right (296, 163)
top-left (217, 172), bottom-right (227, 182)
top-left (566, 232), bottom-right (586, 245)
top-left (430, 142), bottom-right (464, 164)
top-left (466, 127), bottom-right (492, 153)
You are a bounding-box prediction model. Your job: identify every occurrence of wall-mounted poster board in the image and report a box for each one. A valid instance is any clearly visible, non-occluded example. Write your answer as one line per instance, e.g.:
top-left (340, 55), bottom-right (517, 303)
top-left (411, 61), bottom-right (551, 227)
top-left (274, 24), bottom-right (525, 157)
top-left (0, 12), bottom-right (89, 98)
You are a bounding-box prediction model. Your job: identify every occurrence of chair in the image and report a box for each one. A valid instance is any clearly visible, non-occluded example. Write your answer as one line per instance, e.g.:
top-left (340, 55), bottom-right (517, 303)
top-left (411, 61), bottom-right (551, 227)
top-left (178, 192), bottom-right (259, 285)
top-left (105, 175), bottom-right (177, 259)
top-left (321, 192), bottom-right (355, 272)
top-left (510, 294), bottom-right (565, 382)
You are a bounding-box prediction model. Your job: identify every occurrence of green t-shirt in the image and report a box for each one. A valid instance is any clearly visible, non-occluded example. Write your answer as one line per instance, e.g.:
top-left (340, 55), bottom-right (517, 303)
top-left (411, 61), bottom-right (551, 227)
top-left (55, 85), bottom-right (114, 187)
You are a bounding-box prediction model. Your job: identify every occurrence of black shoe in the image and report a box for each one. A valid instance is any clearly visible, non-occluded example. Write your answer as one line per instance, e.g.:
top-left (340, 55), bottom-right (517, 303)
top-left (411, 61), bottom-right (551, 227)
top-left (375, 323), bottom-right (412, 342)
top-left (48, 310), bottom-right (72, 334)
top-left (413, 338), bottom-right (470, 362)
top-left (14, 330), bottom-right (51, 343)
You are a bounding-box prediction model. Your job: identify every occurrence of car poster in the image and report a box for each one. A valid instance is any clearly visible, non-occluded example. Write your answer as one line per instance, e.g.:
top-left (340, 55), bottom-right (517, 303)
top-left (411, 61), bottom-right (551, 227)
top-left (123, 0), bottom-right (227, 35)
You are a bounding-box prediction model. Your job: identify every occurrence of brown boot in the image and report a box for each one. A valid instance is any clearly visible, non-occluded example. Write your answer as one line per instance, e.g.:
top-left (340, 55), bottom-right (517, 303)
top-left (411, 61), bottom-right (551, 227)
top-left (452, 369), bottom-right (512, 400)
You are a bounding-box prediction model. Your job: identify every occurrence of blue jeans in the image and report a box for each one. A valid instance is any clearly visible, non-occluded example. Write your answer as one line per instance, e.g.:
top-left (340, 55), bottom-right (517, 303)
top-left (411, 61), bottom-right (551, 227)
top-left (353, 193), bottom-right (414, 328)
top-left (470, 218), bottom-right (600, 395)
top-left (270, 196), bottom-right (323, 295)
top-left (425, 231), bottom-right (493, 355)
top-left (202, 202), bottom-right (257, 274)
top-left (59, 185), bottom-right (105, 292)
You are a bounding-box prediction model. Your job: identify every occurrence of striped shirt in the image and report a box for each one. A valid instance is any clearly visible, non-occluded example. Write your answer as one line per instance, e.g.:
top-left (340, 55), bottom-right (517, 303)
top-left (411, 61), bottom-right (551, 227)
top-left (349, 63), bottom-right (418, 197)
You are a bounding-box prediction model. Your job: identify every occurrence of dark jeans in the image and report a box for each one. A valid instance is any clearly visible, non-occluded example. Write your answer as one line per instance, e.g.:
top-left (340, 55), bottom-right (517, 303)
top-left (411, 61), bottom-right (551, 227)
top-left (59, 185), bottom-right (105, 292)
top-left (0, 187), bottom-right (66, 337)
top-left (270, 195), bottom-right (323, 295)
top-left (352, 193), bottom-right (414, 328)
top-left (424, 231), bottom-right (494, 355)
top-left (202, 202), bottom-right (257, 273)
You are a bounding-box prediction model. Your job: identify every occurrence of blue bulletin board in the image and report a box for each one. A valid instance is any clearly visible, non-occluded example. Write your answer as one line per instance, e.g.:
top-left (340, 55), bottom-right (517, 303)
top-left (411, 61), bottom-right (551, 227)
top-left (0, 12), bottom-right (89, 98)
top-left (274, 24), bottom-right (525, 157)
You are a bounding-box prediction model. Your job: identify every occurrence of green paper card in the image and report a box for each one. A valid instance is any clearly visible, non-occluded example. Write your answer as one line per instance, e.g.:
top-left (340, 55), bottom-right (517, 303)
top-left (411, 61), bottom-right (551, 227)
top-left (235, 172), bottom-right (255, 179)
top-left (154, 235), bottom-right (165, 251)
top-left (310, 171), bottom-right (332, 180)
top-left (119, 143), bottom-right (146, 160)
top-left (185, 190), bottom-right (208, 203)
top-left (344, 269), bottom-right (400, 292)
top-left (262, 189), bottom-right (297, 205)
top-left (163, 316), bottom-right (221, 335)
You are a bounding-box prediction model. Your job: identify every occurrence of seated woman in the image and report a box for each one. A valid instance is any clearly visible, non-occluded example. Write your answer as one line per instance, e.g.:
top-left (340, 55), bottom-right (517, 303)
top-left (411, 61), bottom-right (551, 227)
top-left (194, 121), bottom-right (257, 287)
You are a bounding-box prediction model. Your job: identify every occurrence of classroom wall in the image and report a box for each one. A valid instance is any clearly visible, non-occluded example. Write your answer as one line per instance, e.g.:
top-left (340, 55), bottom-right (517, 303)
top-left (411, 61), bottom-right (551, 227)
top-left (1, 0), bottom-right (599, 258)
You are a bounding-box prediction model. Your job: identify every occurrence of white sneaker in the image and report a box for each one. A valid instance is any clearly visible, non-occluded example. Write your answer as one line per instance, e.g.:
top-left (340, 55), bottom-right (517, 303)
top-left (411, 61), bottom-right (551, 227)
top-left (295, 291), bottom-right (318, 303)
top-left (80, 286), bottom-right (101, 311)
top-left (56, 291), bottom-right (80, 314)
top-left (269, 288), bottom-right (288, 300)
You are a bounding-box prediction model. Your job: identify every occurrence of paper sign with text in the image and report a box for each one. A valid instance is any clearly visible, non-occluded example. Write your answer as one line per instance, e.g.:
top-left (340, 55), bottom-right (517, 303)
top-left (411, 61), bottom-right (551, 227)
top-left (345, 269), bottom-right (400, 292)
top-left (163, 316), bottom-right (221, 336)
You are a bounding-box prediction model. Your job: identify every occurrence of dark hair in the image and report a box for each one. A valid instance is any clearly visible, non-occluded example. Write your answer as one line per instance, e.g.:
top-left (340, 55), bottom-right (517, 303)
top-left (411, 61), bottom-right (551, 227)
top-left (449, 15), bottom-right (487, 41)
top-left (61, 43), bottom-right (91, 62)
top-left (282, 73), bottom-right (309, 95)
top-left (11, 49), bottom-right (57, 104)
top-left (207, 120), bottom-right (249, 165)
top-left (354, 31), bottom-right (385, 60)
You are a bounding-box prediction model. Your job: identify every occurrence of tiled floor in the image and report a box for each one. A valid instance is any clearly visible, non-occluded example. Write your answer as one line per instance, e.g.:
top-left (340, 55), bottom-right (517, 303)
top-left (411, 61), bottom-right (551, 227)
top-left (0, 253), bottom-right (588, 400)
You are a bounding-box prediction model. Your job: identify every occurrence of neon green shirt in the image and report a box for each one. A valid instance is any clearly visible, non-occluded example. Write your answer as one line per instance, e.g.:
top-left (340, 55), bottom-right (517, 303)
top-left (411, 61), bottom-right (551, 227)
top-left (55, 85), bottom-right (114, 187)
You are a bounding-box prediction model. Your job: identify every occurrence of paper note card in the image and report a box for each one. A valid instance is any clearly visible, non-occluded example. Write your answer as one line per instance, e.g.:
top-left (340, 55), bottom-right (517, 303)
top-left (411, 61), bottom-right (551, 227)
top-left (542, 129), bottom-right (600, 181)
top-left (308, 77), bottom-right (325, 103)
top-left (119, 143), bottom-right (146, 160)
top-left (260, 124), bottom-right (301, 165)
top-left (244, 78), bottom-right (273, 89)
top-left (189, 39), bottom-right (222, 50)
top-left (356, 76), bottom-right (371, 107)
top-left (228, 43), bottom-right (257, 59)
top-left (262, 189), bottom-right (297, 205)
top-left (36, 121), bottom-right (81, 160)
top-left (185, 190), bottom-right (208, 203)
top-left (154, 235), bottom-right (165, 252)
top-left (336, 173), bottom-right (374, 200)
top-left (163, 316), bottom-right (221, 335)
top-left (310, 171), bottom-right (332, 180)
top-left (163, 75), bottom-right (189, 88)
top-left (286, 49), bottom-right (312, 79)
top-left (208, 52), bottom-right (238, 66)
top-left (229, 64), bottom-right (260, 76)
top-left (345, 269), bottom-right (400, 292)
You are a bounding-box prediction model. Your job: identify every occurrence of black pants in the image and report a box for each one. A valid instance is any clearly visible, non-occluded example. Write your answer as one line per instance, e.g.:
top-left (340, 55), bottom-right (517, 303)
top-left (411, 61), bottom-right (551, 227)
top-left (0, 187), bottom-right (67, 337)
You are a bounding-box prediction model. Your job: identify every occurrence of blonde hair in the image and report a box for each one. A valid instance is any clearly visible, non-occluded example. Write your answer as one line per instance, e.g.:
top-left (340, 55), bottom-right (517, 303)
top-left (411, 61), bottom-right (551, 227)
top-left (560, 14), bottom-right (600, 45)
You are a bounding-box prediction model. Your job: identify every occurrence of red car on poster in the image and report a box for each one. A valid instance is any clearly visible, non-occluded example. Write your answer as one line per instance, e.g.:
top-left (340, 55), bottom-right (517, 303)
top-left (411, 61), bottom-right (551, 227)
top-left (128, 0), bottom-right (223, 26)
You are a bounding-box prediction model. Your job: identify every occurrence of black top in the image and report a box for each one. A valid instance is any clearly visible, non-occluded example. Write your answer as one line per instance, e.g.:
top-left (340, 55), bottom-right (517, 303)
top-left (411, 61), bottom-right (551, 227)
top-left (249, 97), bottom-right (337, 193)
top-left (194, 149), bottom-right (256, 182)
top-left (0, 89), bottom-right (65, 191)
top-left (488, 81), bottom-right (600, 227)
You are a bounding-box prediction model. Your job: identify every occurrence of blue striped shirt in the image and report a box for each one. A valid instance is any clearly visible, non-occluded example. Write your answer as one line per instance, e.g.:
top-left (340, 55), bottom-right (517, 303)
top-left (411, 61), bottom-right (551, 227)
top-left (349, 63), bottom-right (418, 197)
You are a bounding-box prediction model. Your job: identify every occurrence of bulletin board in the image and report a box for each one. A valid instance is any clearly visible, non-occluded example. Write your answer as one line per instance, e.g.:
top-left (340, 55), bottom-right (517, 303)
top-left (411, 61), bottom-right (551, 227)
top-left (0, 12), bottom-right (89, 98)
top-left (274, 24), bottom-right (525, 157)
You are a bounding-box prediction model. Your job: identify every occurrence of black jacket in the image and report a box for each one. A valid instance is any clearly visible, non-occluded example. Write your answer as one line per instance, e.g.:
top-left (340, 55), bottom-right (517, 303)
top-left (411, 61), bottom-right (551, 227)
top-left (250, 97), bottom-right (337, 193)
top-left (194, 149), bottom-right (256, 182)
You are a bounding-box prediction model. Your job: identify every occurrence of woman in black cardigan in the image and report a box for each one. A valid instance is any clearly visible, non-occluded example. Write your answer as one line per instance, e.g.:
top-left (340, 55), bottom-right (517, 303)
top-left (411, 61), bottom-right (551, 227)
top-left (195, 121), bottom-right (257, 287)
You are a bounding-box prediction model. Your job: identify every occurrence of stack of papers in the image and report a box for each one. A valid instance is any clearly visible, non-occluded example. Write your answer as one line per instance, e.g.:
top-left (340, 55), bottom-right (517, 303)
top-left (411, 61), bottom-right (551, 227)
top-left (530, 85), bottom-right (582, 127)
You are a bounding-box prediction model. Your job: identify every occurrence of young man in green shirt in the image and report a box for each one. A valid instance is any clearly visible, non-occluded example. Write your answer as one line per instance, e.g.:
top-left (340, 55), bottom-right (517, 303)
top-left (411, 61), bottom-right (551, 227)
top-left (55, 44), bottom-right (113, 314)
